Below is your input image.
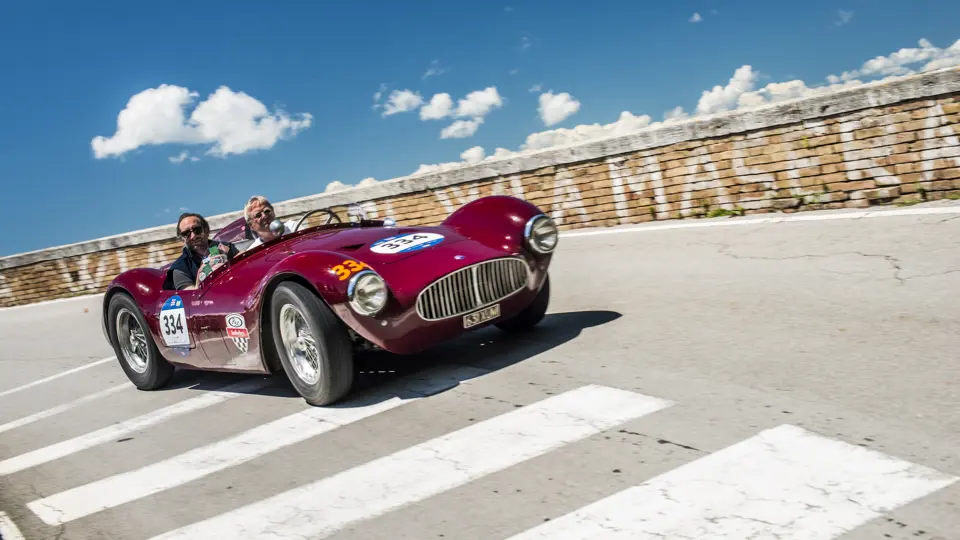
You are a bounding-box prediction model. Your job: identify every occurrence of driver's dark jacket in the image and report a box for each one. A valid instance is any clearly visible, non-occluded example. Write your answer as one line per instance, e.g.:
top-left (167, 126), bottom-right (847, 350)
top-left (169, 242), bottom-right (238, 290)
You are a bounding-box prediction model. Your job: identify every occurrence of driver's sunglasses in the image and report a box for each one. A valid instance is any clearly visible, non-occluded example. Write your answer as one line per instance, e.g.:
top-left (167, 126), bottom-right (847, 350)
top-left (178, 225), bottom-right (204, 239)
top-left (250, 207), bottom-right (274, 221)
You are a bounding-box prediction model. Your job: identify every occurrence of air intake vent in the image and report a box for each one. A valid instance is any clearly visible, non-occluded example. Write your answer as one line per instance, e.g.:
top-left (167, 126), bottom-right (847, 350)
top-left (416, 258), bottom-right (529, 320)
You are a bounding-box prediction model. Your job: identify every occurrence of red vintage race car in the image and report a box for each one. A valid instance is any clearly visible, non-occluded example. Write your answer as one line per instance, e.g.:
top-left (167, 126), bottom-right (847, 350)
top-left (100, 195), bottom-right (558, 406)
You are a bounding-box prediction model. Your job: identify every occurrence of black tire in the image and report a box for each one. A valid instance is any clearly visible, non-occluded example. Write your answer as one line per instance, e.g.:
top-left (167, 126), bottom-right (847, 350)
top-left (107, 293), bottom-right (175, 390)
top-left (269, 281), bottom-right (355, 406)
top-left (496, 273), bottom-right (550, 333)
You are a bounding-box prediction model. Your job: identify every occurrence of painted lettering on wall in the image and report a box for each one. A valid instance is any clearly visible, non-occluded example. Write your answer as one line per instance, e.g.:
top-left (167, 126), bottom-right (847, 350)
top-left (550, 168), bottom-right (589, 226)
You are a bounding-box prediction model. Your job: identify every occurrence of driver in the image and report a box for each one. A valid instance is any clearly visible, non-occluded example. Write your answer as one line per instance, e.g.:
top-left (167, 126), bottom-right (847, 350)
top-left (243, 195), bottom-right (297, 250)
top-left (169, 212), bottom-right (239, 290)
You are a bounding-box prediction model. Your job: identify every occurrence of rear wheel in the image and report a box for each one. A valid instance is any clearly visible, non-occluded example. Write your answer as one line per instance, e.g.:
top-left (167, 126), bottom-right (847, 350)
top-left (270, 281), bottom-right (355, 406)
top-left (496, 274), bottom-right (550, 333)
top-left (107, 293), bottom-right (175, 390)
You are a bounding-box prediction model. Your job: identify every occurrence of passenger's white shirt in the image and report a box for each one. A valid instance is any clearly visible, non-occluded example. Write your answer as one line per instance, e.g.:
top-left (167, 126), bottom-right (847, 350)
top-left (247, 219), bottom-right (298, 250)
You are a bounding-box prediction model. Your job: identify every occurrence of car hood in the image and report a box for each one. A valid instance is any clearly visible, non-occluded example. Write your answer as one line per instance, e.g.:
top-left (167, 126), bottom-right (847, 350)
top-left (283, 225), bottom-right (472, 265)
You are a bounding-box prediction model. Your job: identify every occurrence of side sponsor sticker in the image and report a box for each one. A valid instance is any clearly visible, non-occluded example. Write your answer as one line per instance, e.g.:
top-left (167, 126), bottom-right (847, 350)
top-left (225, 313), bottom-right (249, 339)
top-left (370, 233), bottom-right (444, 254)
top-left (159, 295), bottom-right (189, 347)
top-left (225, 313), bottom-right (250, 354)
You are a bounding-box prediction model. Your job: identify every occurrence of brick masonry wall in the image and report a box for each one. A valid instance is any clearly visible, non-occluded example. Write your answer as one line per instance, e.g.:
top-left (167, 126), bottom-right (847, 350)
top-left (1, 67), bottom-right (959, 308)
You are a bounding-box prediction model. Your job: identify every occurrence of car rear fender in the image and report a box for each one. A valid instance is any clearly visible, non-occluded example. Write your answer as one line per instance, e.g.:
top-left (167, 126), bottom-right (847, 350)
top-left (100, 268), bottom-right (168, 344)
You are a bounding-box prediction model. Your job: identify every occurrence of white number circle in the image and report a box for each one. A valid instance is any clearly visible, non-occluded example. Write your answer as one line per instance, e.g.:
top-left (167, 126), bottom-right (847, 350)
top-left (370, 233), bottom-right (444, 254)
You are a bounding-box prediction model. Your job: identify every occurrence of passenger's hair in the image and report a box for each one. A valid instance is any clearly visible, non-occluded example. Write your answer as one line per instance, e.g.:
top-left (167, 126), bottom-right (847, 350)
top-left (244, 195), bottom-right (272, 221)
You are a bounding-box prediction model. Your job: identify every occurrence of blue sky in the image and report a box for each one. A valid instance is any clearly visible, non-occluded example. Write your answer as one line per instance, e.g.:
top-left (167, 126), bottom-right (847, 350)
top-left (1, 0), bottom-right (958, 257)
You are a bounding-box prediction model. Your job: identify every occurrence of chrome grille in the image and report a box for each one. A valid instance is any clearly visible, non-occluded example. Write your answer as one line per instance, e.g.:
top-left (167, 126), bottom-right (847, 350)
top-left (417, 258), bottom-right (529, 320)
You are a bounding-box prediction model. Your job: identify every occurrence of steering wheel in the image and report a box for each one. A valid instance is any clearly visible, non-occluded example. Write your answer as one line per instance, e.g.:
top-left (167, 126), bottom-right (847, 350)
top-left (293, 208), bottom-right (342, 232)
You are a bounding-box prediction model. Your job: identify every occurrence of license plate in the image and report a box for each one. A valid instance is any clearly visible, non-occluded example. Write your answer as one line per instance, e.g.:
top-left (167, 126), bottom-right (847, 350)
top-left (463, 304), bottom-right (500, 328)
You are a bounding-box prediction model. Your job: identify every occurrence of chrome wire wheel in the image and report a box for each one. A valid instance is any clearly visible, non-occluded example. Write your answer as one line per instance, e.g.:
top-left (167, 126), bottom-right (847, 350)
top-left (279, 303), bottom-right (322, 385)
top-left (116, 308), bottom-right (148, 373)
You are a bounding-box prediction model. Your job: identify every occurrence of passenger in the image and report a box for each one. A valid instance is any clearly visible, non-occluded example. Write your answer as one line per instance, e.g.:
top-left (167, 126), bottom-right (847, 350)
top-left (169, 212), bottom-right (239, 290)
top-left (243, 195), bottom-right (297, 250)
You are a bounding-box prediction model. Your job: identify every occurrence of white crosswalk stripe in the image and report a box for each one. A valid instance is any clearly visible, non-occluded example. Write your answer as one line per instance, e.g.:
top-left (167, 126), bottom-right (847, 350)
top-left (0, 357), bottom-right (114, 398)
top-left (2, 366), bottom-right (957, 540)
top-left (504, 424), bottom-right (959, 539)
top-left (0, 383), bottom-right (128, 435)
top-left (26, 364), bottom-right (489, 525)
top-left (146, 384), bottom-right (673, 540)
top-left (0, 376), bottom-right (272, 476)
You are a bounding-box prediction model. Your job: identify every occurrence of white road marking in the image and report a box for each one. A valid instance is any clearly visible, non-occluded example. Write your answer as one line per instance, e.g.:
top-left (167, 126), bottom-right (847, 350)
top-left (504, 424), bottom-right (959, 540)
top-left (0, 357), bottom-right (115, 398)
top-left (0, 376), bottom-right (273, 476)
top-left (27, 364), bottom-right (490, 525)
top-left (561, 204), bottom-right (960, 239)
top-left (148, 384), bottom-right (673, 540)
top-left (0, 511), bottom-right (25, 540)
top-left (0, 383), bottom-right (128, 435)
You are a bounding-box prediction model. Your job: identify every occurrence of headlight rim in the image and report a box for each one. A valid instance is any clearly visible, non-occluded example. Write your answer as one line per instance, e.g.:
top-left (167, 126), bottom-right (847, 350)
top-left (524, 214), bottom-right (558, 254)
top-left (347, 270), bottom-right (388, 316)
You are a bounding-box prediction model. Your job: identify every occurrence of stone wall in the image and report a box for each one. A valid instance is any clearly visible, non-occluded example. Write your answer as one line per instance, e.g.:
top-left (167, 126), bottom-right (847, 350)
top-left (2, 66), bottom-right (959, 308)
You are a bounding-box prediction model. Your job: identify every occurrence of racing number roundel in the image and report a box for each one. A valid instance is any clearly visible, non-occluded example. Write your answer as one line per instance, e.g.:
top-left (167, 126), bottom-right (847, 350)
top-left (370, 233), bottom-right (444, 255)
top-left (160, 295), bottom-right (189, 348)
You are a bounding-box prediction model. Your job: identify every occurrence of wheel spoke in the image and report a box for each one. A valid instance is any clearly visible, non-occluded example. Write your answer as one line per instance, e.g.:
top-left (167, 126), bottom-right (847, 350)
top-left (279, 304), bottom-right (323, 386)
top-left (116, 308), bottom-right (148, 374)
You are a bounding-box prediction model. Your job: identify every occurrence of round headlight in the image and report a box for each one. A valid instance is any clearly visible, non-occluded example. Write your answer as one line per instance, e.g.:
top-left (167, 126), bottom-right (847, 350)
top-left (348, 271), bottom-right (388, 316)
top-left (525, 215), bottom-right (558, 254)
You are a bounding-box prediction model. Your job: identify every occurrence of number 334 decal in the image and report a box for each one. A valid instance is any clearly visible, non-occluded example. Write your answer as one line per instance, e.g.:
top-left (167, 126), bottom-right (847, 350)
top-left (331, 259), bottom-right (371, 281)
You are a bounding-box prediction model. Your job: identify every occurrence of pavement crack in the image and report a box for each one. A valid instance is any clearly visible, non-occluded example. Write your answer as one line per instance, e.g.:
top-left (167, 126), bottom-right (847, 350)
top-left (26, 482), bottom-right (68, 540)
top-left (617, 429), bottom-right (706, 454)
top-left (716, 244), bottom-right (918, 286)
top-left (853, 252), bottom-right (905, 286)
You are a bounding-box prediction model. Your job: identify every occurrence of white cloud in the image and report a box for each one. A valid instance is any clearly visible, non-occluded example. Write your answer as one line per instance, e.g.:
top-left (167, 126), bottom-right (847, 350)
top-left (454, 87), bottom-right (503, 118)
top-left (382, 89), bottom-right (424, 116)
top-left (169, 151), bottom-right (200, 164)
top-left (523, 111), bottom-right (655, 151)
top-left (324, 180), bottom-right (349, 193)
top-left (695, 65), bottom-right (759, 115)
top-left (372, 83), bottom-right (388, 110)
top-left (663, 106), bottom-right (689, 121)
top-left (422, 60), bottom-right (448, 80)
top-left (835, 9), bottom-right (854, 26)
top-left (420, 93), bottom-right (454, 120)
top-left (828, 38), bottom-right (960, 83)
top-left (441, 118), bottom-right (484, 139)
top-left (324, 177), bottom-right (380, 193)
top-left (528, 83), bottom-right (543, 93)
top-left (91, 84), bottom-right (312, 160)
top-left (538, 91), bottom-right (581, 126)
top-left (421, 86), bottom-right (504, 139)
top-left (690, 12), bottom-right (702, 23)
top-left (460, 146), bottom-right (485, 163)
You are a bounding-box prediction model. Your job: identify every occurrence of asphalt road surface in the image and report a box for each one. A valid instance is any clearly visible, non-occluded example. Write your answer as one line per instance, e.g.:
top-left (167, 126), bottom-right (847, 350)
top-left (1, 201), bottom-right (959, 540)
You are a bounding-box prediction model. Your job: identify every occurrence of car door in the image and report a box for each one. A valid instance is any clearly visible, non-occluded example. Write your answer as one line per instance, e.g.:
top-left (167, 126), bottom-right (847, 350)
top-left (191, 256), bottom-right (262, 371)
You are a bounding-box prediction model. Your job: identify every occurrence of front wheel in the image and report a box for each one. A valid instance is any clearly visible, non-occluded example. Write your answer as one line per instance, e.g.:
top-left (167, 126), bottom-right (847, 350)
top-left (496, 274), bottom-right (550, 333)
top-left (270, 281), bottom-right (355, 406)
top-left (107, 293), bottom-right (175, 390)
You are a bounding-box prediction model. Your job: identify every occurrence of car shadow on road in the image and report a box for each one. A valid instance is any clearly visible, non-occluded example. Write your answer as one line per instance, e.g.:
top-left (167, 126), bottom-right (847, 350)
top-left (169, 309), bottom-right (621, 406)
